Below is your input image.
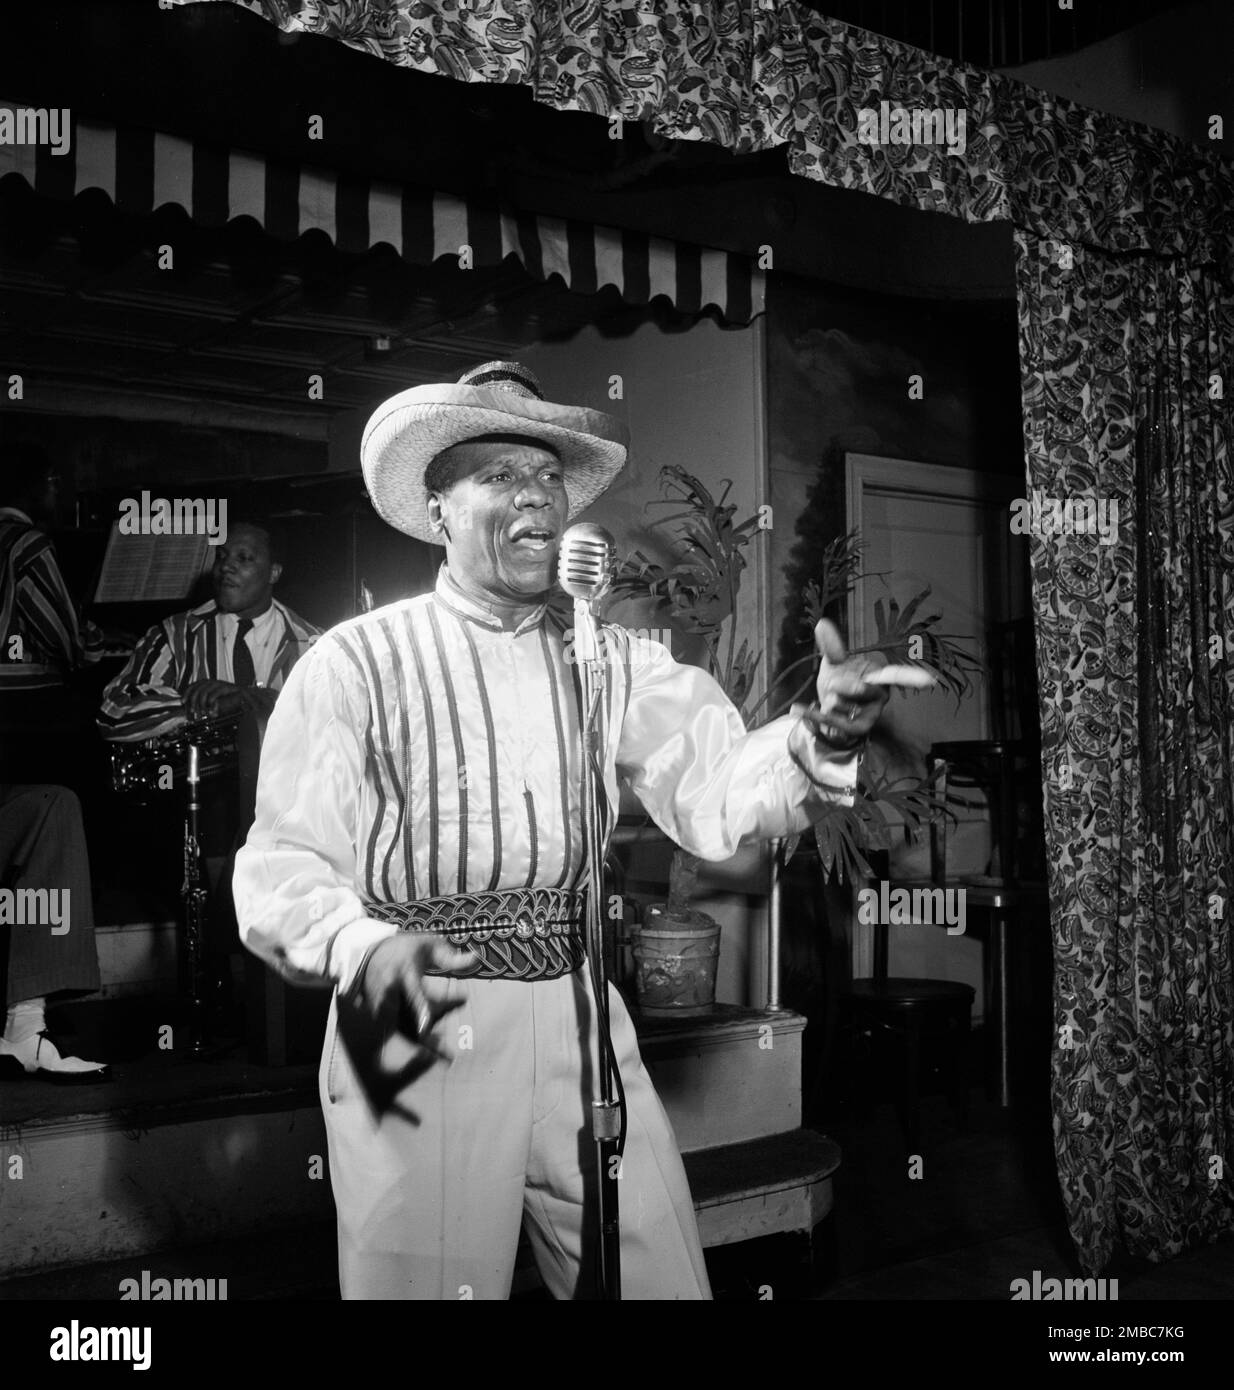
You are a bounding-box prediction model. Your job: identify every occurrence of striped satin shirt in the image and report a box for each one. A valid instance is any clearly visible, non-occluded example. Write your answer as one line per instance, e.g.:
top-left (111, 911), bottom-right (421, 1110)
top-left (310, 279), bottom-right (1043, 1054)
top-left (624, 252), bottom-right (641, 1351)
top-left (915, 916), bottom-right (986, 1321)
top-left (0, 509), bottom-right (93, 691)
top-left (98, 597), bottom-right (320, 742)
top-left (234, 564), bottom-right (859, 994)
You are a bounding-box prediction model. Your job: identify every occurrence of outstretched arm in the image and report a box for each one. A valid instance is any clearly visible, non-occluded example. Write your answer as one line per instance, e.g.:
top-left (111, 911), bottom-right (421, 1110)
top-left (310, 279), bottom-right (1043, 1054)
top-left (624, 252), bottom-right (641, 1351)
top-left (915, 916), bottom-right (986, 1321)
top-left (616, 649), bottom-right (854, 862)
top-left (615, 620), bottom-right (904, 860)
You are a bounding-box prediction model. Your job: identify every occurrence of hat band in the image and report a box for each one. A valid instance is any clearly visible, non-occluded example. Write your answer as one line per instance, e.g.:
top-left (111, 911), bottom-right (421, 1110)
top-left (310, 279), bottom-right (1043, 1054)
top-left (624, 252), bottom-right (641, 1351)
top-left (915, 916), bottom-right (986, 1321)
top-left (438, 431), bottom-right (562, 457)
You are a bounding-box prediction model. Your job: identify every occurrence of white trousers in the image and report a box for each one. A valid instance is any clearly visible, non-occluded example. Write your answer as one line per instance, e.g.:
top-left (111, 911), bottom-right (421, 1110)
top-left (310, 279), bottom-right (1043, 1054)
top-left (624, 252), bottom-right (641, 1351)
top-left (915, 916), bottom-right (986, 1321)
top-left (320, 968), bottom-right (712, 1300)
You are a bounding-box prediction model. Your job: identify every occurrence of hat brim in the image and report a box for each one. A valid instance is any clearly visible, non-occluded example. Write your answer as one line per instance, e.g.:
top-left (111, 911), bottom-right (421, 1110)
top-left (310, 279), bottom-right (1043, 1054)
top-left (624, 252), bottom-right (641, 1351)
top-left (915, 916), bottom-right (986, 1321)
top-left (361, 384), bottom-right (629, 545)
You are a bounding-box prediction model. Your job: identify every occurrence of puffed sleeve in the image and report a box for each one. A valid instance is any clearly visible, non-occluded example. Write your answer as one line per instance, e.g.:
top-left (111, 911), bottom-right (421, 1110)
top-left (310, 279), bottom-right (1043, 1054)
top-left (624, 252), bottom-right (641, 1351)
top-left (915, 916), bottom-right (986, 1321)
top-left (616, 636), bottom-right (859, 862)
top-left (233, 636), bottom-right (399, 992)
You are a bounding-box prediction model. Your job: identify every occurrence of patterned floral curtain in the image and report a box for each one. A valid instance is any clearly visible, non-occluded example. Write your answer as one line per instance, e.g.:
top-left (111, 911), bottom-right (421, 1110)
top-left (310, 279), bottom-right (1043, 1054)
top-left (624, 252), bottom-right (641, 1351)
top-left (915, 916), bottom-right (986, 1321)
top-left (1016, 233), bottom-right (1234, 1271)
top-left (175, 0), bottom-right (1234, 274)
top-left (177, 0), bottom-right (1234, 1274)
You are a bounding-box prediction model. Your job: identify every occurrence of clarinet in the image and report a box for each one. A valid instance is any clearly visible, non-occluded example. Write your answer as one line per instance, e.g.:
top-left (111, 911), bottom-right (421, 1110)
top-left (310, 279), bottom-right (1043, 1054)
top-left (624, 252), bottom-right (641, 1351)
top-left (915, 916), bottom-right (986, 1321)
top-left (180, 742), bottom-right (209, 1055)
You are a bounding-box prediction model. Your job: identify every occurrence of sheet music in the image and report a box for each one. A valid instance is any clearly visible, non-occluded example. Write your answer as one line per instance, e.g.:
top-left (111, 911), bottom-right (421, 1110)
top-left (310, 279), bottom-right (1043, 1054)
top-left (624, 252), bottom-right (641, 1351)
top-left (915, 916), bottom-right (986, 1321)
top-left (92, 522), bottom-right (214, 604)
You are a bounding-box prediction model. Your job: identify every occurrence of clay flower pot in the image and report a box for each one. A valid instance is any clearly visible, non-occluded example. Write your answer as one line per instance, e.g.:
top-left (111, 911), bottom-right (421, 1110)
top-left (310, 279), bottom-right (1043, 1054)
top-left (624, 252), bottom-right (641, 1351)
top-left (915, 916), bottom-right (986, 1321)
top-left (632, 903), bottom-right (722, 1016)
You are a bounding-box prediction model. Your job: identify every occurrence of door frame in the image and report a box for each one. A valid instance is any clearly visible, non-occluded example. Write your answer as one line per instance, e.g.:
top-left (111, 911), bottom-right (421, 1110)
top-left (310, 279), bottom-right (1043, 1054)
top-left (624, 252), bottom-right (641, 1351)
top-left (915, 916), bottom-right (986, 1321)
top-left (844, 451), bottom-right (1020, 658)
top-left (843, 451), bottom-right (1023, 987)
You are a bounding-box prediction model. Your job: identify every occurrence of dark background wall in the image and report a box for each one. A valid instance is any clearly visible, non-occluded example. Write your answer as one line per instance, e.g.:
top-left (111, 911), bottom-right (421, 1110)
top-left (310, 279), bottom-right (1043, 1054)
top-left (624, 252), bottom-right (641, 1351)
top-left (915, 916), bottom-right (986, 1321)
top-left (0, 409), bottom-right (436, 634)
top-left (765, 269), bottom-right (1024, 668)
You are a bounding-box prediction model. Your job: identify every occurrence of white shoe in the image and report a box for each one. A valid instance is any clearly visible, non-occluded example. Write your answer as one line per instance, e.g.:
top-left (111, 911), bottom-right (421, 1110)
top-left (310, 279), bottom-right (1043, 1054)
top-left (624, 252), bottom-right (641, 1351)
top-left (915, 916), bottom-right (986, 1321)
top-left (0, 1030), bottom-right (111, 1084)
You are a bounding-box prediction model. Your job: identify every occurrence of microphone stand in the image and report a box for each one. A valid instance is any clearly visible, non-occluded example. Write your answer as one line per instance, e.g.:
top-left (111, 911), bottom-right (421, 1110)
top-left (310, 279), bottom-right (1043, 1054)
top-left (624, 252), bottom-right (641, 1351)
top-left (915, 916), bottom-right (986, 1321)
top-left (574, 595), bottom-right (623, 1301)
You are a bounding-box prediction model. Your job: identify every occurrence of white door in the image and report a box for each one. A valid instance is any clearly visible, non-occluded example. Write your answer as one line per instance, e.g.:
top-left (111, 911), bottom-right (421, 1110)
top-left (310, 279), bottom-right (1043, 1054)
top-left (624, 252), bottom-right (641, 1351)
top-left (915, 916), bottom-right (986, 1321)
top-left (845, 453), bottom-right (1029, 1007)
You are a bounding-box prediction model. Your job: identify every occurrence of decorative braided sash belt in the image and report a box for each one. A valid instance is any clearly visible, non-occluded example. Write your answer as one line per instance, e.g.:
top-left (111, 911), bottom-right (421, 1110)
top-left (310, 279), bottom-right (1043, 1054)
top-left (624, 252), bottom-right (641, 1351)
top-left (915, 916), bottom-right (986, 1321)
top-left (363, 887), bottom-right (586, 982)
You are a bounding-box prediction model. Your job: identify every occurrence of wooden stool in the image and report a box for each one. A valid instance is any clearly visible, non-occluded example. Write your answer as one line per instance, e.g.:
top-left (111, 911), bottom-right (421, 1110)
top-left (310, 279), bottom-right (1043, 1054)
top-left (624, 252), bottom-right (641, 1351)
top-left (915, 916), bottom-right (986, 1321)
top-left (844, 904), bottom-right (975, 1151)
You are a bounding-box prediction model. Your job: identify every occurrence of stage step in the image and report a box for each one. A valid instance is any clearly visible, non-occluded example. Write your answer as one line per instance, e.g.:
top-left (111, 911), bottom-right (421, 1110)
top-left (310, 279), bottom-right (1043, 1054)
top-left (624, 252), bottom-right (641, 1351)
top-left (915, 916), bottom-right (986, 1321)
top-left (0, 999), bottom-right (820, 1280)
top-left (633, 1003), bottom-right (806, 1151)
top-left (0, 1130), bottom-right (839, 1298)
top-left (686, 1129), bottom-right (839, 1250)
top-left (0, 1052), bottom-right (329, 1279)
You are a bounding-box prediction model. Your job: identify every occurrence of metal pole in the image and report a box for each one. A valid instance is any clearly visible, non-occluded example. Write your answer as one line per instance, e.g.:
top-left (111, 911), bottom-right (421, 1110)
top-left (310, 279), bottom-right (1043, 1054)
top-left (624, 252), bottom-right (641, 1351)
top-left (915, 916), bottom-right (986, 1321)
top-left (995, 908), bottom-right (1011, 1108)
top-left (577, 627), bottom-right (621, 1300)
top-left (767, 837), bottom-right (783, 1012)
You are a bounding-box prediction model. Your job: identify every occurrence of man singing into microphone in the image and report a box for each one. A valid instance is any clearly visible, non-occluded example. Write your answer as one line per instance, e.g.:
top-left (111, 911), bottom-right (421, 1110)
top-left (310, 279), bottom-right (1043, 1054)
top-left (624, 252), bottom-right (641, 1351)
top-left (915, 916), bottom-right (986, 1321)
top-left (234, 361), bottom-right (891, 1300)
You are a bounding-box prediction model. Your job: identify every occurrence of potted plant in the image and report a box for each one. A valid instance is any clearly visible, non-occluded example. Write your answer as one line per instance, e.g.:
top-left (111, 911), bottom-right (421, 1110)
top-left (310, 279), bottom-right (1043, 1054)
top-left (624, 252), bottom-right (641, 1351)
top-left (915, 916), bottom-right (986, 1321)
top-left (606, 465), bottom-right (979, 1015)
top-left (606, 466), bottom-right (762, 1014)
top-left (771, 528), bottom-right (981, 883)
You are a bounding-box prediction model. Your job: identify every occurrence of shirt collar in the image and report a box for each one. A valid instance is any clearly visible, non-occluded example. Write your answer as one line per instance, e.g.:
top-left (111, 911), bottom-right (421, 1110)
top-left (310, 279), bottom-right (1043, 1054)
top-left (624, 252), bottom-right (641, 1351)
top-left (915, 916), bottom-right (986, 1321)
top-left (433, 564), bottom-right (548, 637)
top-left (216, 601), bottom-right (281, 635)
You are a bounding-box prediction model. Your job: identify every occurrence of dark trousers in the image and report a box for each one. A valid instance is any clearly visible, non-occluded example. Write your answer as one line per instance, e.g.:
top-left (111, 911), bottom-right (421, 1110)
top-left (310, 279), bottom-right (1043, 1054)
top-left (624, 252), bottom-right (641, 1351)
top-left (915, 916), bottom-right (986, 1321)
top-left (0, 783), bottom-right (100, 1008)
top-left (0, 686), bottom-right (113, 876)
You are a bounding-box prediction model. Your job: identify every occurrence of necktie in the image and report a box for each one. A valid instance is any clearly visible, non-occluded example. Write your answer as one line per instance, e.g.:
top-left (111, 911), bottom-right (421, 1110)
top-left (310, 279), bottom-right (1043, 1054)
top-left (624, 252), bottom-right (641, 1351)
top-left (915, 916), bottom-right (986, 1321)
top-left (232, 618), bottom-right (256, 688)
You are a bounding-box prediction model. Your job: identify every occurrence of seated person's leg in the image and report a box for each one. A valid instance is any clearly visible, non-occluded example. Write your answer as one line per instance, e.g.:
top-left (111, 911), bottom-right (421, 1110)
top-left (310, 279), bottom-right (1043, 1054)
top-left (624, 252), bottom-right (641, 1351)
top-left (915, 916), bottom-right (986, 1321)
top-left (0, 784), bottom-right (109, 1082)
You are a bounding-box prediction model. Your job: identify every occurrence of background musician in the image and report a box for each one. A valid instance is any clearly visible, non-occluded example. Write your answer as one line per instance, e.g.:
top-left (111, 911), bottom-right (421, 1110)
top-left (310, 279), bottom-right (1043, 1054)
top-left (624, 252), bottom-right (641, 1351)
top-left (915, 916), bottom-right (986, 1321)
top-left (98, 519), bottom-right (319, 1032)
top-left (98, 519), bottom-right (317, 746)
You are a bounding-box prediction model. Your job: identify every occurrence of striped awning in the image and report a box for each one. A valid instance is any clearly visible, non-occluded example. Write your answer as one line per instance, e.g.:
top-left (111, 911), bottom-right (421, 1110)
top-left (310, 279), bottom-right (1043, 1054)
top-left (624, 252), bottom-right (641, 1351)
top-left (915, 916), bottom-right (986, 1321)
top-left (0, 105), bottom-right (764, 324)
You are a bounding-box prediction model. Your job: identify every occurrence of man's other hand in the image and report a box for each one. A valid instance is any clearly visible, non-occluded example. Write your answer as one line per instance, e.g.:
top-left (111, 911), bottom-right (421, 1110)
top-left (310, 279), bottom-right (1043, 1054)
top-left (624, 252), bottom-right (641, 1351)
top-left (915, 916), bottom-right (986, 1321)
top-left (355, 934), bottom-right (474, 1058)
top-left (810, 619), bottom-right (890, 742)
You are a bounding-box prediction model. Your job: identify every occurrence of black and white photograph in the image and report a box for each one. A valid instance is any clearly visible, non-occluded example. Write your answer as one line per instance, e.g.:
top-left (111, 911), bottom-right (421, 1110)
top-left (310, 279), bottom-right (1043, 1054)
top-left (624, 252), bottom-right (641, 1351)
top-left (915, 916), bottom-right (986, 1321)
top-left (0, 0), bottom-right (1231, 1358)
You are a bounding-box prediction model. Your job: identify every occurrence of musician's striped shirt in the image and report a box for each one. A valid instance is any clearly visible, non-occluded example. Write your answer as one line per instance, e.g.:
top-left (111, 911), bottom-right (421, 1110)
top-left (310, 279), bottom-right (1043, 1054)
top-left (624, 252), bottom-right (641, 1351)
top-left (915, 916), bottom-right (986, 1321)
top-left (0, 509), bottom-right (94, 691)
top-left (98, 598), bottom-right (319, 742)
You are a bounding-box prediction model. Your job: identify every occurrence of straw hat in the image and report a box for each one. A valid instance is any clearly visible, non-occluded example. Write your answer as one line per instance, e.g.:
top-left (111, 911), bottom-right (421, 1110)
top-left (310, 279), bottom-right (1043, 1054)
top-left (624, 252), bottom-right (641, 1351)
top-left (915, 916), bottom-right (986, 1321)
top-left (361, 361), bottom-right (629, 545)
